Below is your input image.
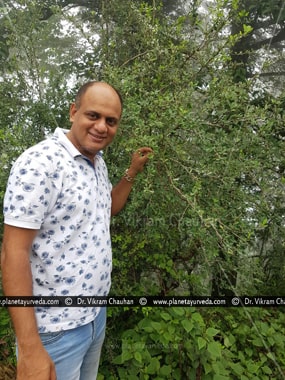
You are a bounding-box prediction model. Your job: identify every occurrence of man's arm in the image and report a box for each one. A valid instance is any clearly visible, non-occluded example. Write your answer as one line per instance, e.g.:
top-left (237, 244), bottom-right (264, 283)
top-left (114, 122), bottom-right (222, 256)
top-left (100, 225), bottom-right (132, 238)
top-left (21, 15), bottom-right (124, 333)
top-left (1, 224), bottom-right (56, 380)
top-left (111, 147), bottom-right (153, 216)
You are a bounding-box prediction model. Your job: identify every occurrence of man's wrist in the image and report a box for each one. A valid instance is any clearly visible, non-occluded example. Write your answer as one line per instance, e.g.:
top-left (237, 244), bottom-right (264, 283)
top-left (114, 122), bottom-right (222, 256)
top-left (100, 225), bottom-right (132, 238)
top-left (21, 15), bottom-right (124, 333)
top-left (123, 168), bottom-right (137, 183)
top-left (17, 334), bottom-right (43, 353)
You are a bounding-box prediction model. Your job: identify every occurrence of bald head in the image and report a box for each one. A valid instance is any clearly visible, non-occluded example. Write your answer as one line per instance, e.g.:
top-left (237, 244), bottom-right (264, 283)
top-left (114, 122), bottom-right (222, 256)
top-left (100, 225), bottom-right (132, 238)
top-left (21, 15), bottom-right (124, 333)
top-left (75, 81), bottom-right (123, 114)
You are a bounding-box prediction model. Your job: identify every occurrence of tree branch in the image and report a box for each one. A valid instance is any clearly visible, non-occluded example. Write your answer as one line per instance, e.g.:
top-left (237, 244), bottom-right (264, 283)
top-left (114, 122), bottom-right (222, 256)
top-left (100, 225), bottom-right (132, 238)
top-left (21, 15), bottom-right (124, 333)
top-left (250, 27), bottom-right (285, 50)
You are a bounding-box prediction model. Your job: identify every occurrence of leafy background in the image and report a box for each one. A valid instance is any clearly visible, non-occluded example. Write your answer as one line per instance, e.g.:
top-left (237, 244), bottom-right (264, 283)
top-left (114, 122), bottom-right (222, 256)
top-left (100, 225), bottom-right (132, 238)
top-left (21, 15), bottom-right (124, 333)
top-left (0, 0), bottom-right (285, 378)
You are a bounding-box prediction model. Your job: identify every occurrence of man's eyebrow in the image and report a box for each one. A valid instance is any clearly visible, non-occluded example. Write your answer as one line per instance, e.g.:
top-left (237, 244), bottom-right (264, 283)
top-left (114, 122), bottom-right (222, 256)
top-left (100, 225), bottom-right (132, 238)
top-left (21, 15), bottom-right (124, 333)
top-left (85, 110), bottom-right (119, 121)
top-left (85, 110), bottom-right (99, 114)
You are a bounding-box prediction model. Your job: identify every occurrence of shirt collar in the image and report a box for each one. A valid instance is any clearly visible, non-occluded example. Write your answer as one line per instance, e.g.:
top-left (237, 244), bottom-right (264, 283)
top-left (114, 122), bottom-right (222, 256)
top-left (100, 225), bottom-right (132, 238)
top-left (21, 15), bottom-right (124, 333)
top-left (53, 127), bottom-right (103, 159)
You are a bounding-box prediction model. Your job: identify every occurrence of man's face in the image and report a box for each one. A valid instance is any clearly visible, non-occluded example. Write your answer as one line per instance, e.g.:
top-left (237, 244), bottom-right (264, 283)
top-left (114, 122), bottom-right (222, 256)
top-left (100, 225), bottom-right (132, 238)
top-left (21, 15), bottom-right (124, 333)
top-left (67, 83), bottom-right (122, 161)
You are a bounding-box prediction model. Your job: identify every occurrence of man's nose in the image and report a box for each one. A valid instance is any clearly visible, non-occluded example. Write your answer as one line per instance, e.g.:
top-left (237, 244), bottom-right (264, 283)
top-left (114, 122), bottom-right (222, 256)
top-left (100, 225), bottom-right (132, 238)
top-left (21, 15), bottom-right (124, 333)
top-left (95, 117), bottom-right (107, 132)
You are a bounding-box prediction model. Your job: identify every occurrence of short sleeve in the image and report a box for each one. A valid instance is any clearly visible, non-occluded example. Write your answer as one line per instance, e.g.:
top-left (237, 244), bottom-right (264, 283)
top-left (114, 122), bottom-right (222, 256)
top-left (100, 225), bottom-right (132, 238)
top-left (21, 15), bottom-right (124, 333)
top-left (3, 150), bottom-right (60, 229)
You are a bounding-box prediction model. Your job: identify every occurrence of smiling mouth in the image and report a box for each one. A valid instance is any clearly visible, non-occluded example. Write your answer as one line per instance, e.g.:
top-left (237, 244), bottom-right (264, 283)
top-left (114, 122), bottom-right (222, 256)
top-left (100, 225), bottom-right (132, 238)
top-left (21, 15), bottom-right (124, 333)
top-left (89, 133), bottom-right (105, 142)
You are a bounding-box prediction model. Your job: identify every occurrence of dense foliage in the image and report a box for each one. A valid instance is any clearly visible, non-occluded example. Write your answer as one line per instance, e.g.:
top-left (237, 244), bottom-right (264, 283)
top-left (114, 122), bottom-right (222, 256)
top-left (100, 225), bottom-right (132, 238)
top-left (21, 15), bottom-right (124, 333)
top-left (0, 0), bottom-right (284, 378)
top-left (100, 307), bottom-right (285, 379)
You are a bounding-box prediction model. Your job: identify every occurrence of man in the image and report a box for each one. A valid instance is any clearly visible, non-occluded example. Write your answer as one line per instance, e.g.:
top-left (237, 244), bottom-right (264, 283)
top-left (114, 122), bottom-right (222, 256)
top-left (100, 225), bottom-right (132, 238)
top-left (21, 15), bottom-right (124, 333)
top-left (1, 81), bottom-right (153, 380)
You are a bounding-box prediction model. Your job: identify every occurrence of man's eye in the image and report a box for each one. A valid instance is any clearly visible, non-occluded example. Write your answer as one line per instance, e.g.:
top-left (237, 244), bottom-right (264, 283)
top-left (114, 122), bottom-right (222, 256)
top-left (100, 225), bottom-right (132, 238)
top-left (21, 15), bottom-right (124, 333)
top-left (107, 118), bottom-right (117, 126)
top-left (88, 113), bottom-right (99, 119)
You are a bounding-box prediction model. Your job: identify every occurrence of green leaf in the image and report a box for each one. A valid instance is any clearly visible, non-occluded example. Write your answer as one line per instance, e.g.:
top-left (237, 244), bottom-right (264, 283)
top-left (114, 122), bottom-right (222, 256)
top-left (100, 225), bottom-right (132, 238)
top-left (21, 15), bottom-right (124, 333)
top-left (252, 338), bottom-right (264, 347)
top-left (203, 362), bottom-right (213, 375)
top-left (172, 308), bottom-right (185, 317)
top-left (229, 362), bottom-right (244, 376)
top-left (160, 311), bottom-right (172, 321)
top-left (198, 337), bottom-right (207, 350)
top-left (244, 347), bottom-right (253, 357)
top-left (181, 319), bottom-right (194, 333)
top-left (134, 351), bottom-right (142, 363)
top-left (223, 336), bottom-right (231, 348)
top-left (192, 312), bottom-right (204, 324)
top-left (207, 342), bottom-right (222, 359)
top-left (243, 24), bottom-right (253, 34)
top-left (146, 357), bottom-right (160, 374)
top-left (159, 365), bottom-right (172, 376)
top-left (266, 352), bottom-right (276, 361)
top-left (206, 327), bottom-right (219, 337)
top-left (121, 350), bottom-right (133, 362)
top-left (262, 366), bottom-right (272, 375)
top-left (213, 375), bottom-right (229, 380)
top-left (151, 321), bottom-right (163, 332)
top-left (246, 362), bottom-right (259, 374)
top-left (112, 354), bottom-right (123, 365)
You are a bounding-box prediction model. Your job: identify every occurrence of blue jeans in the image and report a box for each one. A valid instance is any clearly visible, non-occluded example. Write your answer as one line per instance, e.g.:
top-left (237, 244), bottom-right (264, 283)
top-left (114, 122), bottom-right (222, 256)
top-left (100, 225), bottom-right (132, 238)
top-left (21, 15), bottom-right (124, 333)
top-left (40, 307), bottom-right (106, 380)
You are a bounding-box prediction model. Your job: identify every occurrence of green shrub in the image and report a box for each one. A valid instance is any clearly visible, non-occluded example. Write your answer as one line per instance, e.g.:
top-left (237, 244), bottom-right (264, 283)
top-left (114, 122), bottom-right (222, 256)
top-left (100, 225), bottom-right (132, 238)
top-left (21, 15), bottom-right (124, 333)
top-left (99, 307), bottom-right (285, 379)
top-left (0, 307), bottom-right (15, 365)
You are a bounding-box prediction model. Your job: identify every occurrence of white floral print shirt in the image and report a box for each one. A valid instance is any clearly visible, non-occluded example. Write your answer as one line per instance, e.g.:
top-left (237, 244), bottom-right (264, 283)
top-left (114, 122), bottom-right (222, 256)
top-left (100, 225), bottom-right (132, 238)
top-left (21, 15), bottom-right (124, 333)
top-left (3, 128), bottom-right (112, 332)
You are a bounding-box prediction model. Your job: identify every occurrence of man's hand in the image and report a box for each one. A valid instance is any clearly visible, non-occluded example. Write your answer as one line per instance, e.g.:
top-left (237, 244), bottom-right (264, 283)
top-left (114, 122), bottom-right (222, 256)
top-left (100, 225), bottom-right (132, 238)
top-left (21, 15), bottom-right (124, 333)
top-left (127, 147), bottom-right (153, 177)
top-left (17, 343), bottom-right (56, 380)
top-left (111, 147), bottom-right (153, 216)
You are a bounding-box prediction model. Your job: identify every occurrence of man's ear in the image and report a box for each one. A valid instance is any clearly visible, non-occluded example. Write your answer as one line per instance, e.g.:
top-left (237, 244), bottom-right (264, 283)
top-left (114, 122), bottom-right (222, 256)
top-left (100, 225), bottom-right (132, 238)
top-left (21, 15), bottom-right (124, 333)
top-left (69, 103), bottom-right (77, 122)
